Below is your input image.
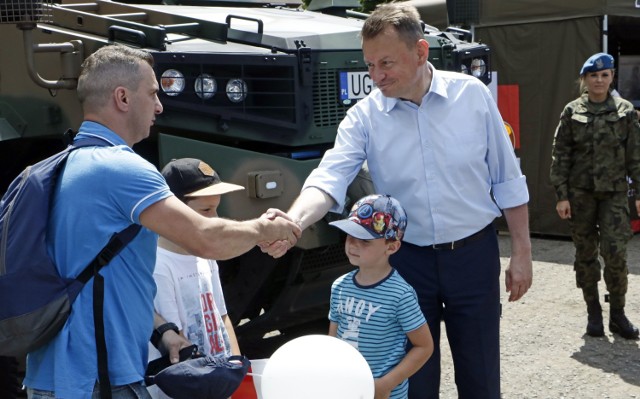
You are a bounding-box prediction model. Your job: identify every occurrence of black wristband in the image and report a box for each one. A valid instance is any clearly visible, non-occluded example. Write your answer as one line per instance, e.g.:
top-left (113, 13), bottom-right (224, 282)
top-left (150, 322), bottom-right (179, 349)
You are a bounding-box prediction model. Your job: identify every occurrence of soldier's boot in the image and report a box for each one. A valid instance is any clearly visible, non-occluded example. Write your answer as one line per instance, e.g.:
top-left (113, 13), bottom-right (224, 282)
top-left (609, 308), bottom-right (639, 340)
top-left (585, 301), bottom-right (605, 337)
top-left (582, 287), bottom-right (604, 337)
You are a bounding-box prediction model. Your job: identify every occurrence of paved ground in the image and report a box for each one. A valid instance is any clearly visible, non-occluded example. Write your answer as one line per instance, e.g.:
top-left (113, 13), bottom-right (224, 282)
top-left (437, 233), bottom-right (640, 398)
top-left (11, 234), bottom-right (640, 398)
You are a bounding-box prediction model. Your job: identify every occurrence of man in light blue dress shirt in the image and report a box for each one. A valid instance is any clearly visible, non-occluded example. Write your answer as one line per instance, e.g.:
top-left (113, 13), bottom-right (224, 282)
top-left (263, 3), bottom-right (533, 398)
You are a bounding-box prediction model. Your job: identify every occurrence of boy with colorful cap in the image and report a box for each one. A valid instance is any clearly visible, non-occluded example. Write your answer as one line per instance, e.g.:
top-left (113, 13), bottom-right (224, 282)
top-left (328, 194), bottom-right (434, 399)
top-left (148, 158), bottom-right (245, 399)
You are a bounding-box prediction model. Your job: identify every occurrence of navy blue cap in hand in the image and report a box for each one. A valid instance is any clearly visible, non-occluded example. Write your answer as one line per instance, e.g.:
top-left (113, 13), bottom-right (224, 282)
top-left (150, 354), bottom-right (249, 399)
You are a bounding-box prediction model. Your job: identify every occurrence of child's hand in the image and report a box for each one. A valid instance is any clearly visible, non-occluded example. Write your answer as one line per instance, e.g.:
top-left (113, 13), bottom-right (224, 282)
top-left (160, 330), bottom-right (192, 364)
top-left (374, 378), bottom-right (393, 399)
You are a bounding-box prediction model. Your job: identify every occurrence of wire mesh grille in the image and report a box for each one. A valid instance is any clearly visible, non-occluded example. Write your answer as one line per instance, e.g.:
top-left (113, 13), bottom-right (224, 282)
top-left (0, 0), bottom-right (52, 24)
top-left (313, 68), bottom-right (350, 128)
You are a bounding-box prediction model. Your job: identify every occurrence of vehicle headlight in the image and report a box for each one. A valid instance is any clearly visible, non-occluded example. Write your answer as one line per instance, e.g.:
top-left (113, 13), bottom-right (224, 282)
top-left (226, 79), bottom-right (247, 103)
top-left (470, 58), bottom-right (486, 79)
top-left (195, 74), bottom-right (217, 100)
top-left (161, 69), bottom-right (185, 97)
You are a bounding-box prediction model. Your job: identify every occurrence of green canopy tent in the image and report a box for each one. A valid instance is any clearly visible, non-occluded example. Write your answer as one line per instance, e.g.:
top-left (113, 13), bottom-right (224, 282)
top-left (409, 0), bottom-right (640, 235)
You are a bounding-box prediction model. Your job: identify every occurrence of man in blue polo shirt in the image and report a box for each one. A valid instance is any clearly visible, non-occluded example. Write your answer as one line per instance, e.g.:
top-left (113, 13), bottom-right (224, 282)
top-left (24, 45), bottom-right (300, 399)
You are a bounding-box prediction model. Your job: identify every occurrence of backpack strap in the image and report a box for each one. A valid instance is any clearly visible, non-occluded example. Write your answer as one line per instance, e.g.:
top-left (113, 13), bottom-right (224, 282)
top-left (62, 128), bottom-right (112, 149)
top-left (79, 224), bottom-right (142, 399)
top-left (71, 136), bottom-right (114, 150)
top-left (93, 271), bottom-right (110, 398)
top-left (75, 224), bottom-right (143, 284)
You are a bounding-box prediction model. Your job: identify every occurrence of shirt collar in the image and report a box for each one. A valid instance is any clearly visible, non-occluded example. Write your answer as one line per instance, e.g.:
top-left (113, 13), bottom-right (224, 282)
top-left (382, 62), bottom-right (447, 112)
top-left (578, 92), bottom-right (618, 114)
top-left (427, 63), bottom-right (449, 99)
top-left (74, 121), bottom-right (129, 147)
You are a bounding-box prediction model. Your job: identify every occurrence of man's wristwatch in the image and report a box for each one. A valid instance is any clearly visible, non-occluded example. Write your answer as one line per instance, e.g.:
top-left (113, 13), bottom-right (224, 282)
top-left (150, 322), bottom-right (179, 349)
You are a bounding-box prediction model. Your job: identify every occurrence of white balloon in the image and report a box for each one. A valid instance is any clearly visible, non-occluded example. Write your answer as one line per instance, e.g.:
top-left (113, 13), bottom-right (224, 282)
top-left (260, 334), bottom-right (374, 399)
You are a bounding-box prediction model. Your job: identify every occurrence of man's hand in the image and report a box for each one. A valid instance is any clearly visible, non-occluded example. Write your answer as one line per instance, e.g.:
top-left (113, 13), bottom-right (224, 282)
top-left (258, 188), bottom-right (334, 258)
top-left (505, 250), bottom-right (532, 302)
top-left (503, 204), bottom-right (533, 302)
top-left (259, 239), bottom-right (292, 259)
top-left (258, 208), bottom-right (301, 258)
top-left (261, 208), bottom-right (295, 223)
top-left (262, 214), bottom-right (300, 248)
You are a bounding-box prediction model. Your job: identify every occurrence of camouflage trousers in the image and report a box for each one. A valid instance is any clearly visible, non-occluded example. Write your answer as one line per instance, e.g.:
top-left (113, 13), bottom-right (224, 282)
top-left (568, 188), bottom-right (631, 309)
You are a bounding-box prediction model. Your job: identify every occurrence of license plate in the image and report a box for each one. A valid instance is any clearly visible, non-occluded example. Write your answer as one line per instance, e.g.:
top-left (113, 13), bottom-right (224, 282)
top-left (339, 71), bottom-right (374, 102)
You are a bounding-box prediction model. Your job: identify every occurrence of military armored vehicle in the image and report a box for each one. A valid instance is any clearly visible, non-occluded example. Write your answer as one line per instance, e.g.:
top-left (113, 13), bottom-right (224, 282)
top-left (0, 0), bottom-right (492, 358)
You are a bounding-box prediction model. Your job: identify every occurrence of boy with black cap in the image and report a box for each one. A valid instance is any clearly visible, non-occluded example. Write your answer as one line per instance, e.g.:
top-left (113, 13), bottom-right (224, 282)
top-left (149, 158), bottom-right (245, 399)
top-left (328, 194), bottom-right (433, 399)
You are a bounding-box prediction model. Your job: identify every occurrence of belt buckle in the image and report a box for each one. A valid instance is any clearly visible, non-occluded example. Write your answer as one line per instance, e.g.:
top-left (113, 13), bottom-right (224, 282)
top-left (431, 241), bottom-right (456, 250)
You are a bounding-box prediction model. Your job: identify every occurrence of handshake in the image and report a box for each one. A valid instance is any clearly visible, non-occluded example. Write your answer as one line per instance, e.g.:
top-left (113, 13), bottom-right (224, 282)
top-left (257, 208), bottom-right (303, 258)
top-left (255, 187), bottom-right (332, 258)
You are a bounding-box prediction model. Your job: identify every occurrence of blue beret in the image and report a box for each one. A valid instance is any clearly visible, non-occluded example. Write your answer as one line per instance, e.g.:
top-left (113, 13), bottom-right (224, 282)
top-left (580, 53), bottom-right (614, 75)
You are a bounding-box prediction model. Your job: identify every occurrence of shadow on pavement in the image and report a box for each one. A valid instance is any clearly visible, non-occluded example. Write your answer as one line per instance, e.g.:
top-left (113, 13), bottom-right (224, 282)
top-left (571, 335), bottom-right (640, 387)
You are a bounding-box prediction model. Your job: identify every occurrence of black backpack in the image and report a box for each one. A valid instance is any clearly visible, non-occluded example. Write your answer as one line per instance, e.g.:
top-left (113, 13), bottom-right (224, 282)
top-left (0, 135), bottom-right (140, 398)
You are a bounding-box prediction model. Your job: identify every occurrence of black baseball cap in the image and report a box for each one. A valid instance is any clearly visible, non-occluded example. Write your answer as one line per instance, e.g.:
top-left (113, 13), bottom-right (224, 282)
top-left (161, 158), bottom-right (244, 200)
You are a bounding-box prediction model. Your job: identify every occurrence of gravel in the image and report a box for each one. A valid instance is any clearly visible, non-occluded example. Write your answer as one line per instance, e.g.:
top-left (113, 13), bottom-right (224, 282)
top-left (437, 234), bottom-right (640, 398)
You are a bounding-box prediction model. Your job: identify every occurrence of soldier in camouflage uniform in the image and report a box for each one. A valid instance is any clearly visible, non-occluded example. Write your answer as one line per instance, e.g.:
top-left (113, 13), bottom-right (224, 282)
top-left (550, 53), bottom-right (640, 340)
